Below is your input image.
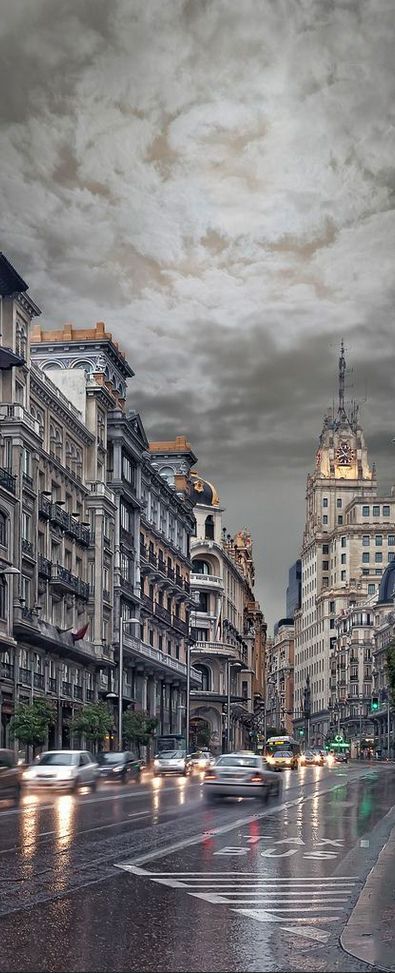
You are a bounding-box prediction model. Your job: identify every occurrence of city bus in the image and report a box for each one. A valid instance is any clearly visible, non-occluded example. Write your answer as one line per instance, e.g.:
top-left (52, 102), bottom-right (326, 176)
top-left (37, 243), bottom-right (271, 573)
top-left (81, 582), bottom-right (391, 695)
top-left (264, 735), bottom-right (301, 759)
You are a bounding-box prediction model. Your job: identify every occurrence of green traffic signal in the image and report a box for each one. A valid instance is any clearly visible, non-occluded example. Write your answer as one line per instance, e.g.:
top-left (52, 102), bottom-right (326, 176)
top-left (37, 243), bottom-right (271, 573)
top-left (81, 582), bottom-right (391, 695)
top-left (298, 728), bottom-right (304, 736)
top-left (371, 697), bottom-right (379, 711)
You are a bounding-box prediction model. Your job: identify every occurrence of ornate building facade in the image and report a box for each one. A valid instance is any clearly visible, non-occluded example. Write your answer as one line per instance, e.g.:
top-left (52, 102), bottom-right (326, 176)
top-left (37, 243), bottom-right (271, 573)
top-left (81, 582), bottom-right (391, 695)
top-left (294, 343), bottom-right (395, 745)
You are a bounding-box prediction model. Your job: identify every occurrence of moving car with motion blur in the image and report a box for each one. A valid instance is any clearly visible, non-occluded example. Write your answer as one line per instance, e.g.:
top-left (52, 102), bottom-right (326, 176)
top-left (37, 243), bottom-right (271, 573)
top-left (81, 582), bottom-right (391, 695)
top-left (153, 750), bottom-right (193, 776)
top-left (97, 751), bottom-right (142, 784)
top-left (266, 749), bottom-right (298, 771)
top-left (22, 750), bottom-right (98, 792)
top-left (189, 750), bottom-right (214, 772)
top-left (299, 750), bottom-right (317, 767)
top-left (203, 753), bottom-right (280, 803)
top-left (0, 749), bottom-right (21, 807)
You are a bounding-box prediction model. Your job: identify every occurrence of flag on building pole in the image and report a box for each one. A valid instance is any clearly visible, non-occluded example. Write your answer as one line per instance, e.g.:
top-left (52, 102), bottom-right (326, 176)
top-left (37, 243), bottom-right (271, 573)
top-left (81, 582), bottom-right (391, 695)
top-left (72, 622), bottom-right (89, 643)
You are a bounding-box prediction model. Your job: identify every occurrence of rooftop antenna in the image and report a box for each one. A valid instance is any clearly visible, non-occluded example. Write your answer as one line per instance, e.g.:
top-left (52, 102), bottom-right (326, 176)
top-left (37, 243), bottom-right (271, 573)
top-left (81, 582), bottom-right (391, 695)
top-left (338, 338), bottom-right (346, 416)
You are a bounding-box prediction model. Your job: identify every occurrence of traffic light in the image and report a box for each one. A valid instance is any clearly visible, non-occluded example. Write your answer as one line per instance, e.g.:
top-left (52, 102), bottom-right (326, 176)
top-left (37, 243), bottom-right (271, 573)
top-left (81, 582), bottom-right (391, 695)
top-left (298, 728), bottom-right (304, 737)
top-left (371, 696), bottom-right (379, 712)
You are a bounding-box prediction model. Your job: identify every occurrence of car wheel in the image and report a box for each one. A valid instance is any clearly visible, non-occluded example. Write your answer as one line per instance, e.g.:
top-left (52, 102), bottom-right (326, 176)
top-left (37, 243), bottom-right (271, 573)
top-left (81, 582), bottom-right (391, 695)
top-left (90, 778), bottom-right (97, 792)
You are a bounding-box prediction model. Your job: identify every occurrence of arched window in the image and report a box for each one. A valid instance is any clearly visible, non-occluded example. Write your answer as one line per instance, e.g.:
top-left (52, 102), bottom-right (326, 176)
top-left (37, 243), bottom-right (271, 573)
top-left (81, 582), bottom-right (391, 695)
top-left (205, 515), bottom-right (214, 540)
top-left (192, 559), bottom-right (211, 575)
top-left (0, 510), bottom-right (7, 547)
top-left (159, 466), bottom-right (175, 486)
top-left (194, 664), bottom-right (211, 692)
top-left (72, 361), bottom-right (93, 374)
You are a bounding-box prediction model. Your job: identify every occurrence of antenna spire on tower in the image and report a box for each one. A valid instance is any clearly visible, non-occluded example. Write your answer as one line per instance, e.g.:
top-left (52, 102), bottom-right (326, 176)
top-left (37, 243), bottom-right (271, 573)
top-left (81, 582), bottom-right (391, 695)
top-left (339, 338), bottom-right (346, 415)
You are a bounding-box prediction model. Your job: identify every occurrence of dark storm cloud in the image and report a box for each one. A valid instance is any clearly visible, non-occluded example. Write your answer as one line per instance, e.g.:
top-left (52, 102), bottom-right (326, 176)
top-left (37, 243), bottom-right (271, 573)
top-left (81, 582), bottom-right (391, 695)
top-left (1, 0), bottom-right (394, 623)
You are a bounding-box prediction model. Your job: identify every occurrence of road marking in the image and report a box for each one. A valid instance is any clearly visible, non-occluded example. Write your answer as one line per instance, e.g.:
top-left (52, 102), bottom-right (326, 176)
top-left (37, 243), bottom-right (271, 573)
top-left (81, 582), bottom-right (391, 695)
top-left (236, 910), bottom-right (342, 923)
top-left (282, 926), bottom-right (330, 943)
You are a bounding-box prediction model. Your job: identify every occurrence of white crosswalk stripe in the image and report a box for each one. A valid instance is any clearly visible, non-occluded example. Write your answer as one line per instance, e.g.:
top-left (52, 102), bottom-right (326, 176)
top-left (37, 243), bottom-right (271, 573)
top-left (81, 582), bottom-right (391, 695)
top-left (119, 865), bottom-right (358, 924)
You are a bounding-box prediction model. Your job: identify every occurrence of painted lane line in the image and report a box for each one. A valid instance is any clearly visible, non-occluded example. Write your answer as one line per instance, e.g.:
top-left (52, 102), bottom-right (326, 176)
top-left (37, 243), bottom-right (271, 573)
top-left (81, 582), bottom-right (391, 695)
top-left (0, 780), bottom-right (203, 819)
top-left (121, 868), bottom-right (359, 880)
top-left (173, 888), bottom-right (351, 895)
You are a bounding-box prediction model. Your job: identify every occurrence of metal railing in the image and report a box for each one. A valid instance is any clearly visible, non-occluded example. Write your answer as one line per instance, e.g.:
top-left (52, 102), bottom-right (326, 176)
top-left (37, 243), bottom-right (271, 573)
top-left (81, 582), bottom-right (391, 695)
top-left (50, 564), bottom-right (89, 599)
top-left (33, 672), bottom-right (45, 690)
top-left (19, 667), bottom-right (31, 685)
top-left (62, 681), bottom-right (72, 697)
top-left (149, 549), bottom-right (157, 567)
top-left (22, 472), bottom-right (34, 489)
top-left (141, 592), bottom-right (154, 613)
top-left (172, 614), bottom-right (189, 636)
top-left (38, 554), bottom-right (52, 578)
top-left (73, 685), bottom-right (83, 700)
top-left (140, 543), bottom-right (148, 559)
top-left (0, 467), bottom-right (16, 494)
top-left (22, 538), bottom-right (34, 557)
top-left (155, 602), bottom-right (172, 625)
top-left (0, 662), bottom-right (14, 680)
top-left (39, 494), bottom-right (51, 518)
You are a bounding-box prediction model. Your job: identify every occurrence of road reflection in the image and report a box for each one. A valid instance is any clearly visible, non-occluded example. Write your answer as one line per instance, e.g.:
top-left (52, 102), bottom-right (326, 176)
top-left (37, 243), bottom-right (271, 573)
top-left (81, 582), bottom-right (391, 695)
top-left (20, 793), bottom-right (40, 862)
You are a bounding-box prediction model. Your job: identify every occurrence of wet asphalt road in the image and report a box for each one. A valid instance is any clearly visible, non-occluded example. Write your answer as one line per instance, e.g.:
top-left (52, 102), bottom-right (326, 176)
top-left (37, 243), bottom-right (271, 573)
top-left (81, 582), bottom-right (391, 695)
top-left (0, 763), bottom-right (394, 972)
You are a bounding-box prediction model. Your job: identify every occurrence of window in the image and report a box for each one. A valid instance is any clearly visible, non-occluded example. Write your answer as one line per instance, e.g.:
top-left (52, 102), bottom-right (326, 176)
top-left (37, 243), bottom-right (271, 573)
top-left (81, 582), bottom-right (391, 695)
top-left (322, 576), bottom-right (329, 586)
top-left (323, 515), bottom-right (328, 525)
top-left (122, 454), bottom-right (135, 485)
top-left (197, 592), bottom-right (208, 612)
top-left (362, 535), bottom-right (370, 546)
top-left (15, 381), bottom-right (25, 405)
top-left (204, 515), bottom-right (214, 540)
top-left (368, 583), bottom-right (375, 595)
top-left (373, 505), bottom-right (380, 517)
top-left (362, 568), bottom-right (369, 575)
top-left (194, 664), bottom-right (211, 691)
top-left (375, 535), bottom-right (383, 546)
top-left (323, 498), bottom-right (328, 508)
top-left (341, 570), bottom-right (346, 581)
top-left (362, 552), bottom-right (370, 563)
top-left (383, 505), bottom-right (390, 517)
top-left (21, 576), bottom-right (30, 604)
top-left (322, 561), bottom-right (329, 570)
top-left (120, 553), bottom-right (133, 581)
top-left (375, 552), bottom-right (383, 563)
top-left (375, 568), bottom-right (382, 575)
top-left (338, 515), bottom-right (343, 525)
top-left (337, 498), bottom-right (342, 508)
top-left (0, 511), bottom-right (7, 547)
top-left (341, 536), bottom-right (346, 548)
top-left (191, 628), bottom-right (209, 642)
top-left (323, 544), bottom-right (329, 555)
top-left (192, 559), bottom-right (211, 575)
top-left (121, 503), bottom-right (131, 532)
top-left (149, 630), bottom-right (154, 647)
top-left (341, 553), bottom-right (346, 564)
top-left (22, 512), bottom-right (30, 541)
top-left (388, 535), bottom-right (395, 546)
top-left (388, 552), bottom-right (395, 562)
top-left (0, 577), bottom-right (6, 619)
top-left (362, 506), bottom-right (370, 517)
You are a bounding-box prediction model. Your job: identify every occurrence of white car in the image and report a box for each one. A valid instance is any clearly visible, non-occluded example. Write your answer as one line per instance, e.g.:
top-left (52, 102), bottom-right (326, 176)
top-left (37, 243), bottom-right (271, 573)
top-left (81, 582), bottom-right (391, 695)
top-left (23, 750), bottom-right (98, 792)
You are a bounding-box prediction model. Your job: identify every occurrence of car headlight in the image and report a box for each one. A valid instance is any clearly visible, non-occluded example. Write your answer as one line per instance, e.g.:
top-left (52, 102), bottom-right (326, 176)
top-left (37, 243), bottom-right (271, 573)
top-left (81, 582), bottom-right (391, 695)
top-left (23, 768), bottom-right (35, 780)
top-left (113, 765), bottom-right (124, 773)
top-left (154, 759), bottom-right (160, 768)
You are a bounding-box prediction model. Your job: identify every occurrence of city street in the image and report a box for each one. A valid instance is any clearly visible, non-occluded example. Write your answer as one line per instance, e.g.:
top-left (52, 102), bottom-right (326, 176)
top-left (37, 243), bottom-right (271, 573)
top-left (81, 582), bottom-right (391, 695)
top-left (0, 763), bottom-right (394, 972)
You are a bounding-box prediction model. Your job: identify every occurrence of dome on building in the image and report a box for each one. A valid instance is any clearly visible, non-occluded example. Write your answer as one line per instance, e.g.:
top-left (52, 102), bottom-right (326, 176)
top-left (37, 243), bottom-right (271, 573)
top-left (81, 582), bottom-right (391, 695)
top-left (189, 471), bottom-right (220, 507)
top-left (378, 560), bottom-right (395, 603)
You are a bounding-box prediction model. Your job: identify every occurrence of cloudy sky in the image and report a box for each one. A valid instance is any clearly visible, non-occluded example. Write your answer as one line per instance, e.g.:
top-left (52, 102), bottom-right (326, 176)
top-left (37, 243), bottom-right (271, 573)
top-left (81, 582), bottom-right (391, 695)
top-left (1, 0), bottom-right (395, 626)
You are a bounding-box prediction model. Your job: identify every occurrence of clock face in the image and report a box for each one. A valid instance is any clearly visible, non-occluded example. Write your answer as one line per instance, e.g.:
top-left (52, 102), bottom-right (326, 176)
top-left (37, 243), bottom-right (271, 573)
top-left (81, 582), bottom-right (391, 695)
top-left (336, 441), bottom-right (354, 466)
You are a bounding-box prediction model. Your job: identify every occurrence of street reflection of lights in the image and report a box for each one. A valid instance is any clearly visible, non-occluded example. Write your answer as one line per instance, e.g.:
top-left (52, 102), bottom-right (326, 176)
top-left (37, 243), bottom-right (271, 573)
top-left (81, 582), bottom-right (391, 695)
top-left (152, 776), bottom-right (162, 813)
top-left (20, 794), bottom-right (40, 860)
top-left (177, 777), bottom-right (186, 806)
top-left (56, 795), bottom-right (74, 851)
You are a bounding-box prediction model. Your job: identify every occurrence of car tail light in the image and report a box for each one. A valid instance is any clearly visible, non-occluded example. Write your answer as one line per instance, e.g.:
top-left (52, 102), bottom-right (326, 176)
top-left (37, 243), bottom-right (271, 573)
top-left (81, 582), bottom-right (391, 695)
top-left (204, 771), bottom-right (217, 780)
top-left (250, 773), bottom-right (263, 783)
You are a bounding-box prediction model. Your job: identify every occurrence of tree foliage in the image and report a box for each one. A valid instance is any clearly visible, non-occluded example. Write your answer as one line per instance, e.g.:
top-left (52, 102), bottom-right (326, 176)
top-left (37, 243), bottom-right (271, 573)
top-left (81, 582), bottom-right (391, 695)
top-left (10, 698), bottom-right (55, 749)
top-left (71, 702), bottom-right (113, 745)
top-left (122, 710), bottom-right (158, 751)
top-left (386, 642), bottom-right (395, 706)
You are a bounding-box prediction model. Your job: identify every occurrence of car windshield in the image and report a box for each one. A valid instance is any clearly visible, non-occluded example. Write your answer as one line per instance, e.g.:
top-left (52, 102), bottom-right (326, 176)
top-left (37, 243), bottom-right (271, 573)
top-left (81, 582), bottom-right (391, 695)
top-left (216, 755), bottom-right (259, 768)
top-left (304, 751), bottom-right (314, 757)
top-left (276, 751), bottom-right (291, 757)
top-left (97, 753), bottom-right (126, 765)
top-left (38, 753), bottom-right (76, 766)
top-left (158, 751), bottom-right (184, 759)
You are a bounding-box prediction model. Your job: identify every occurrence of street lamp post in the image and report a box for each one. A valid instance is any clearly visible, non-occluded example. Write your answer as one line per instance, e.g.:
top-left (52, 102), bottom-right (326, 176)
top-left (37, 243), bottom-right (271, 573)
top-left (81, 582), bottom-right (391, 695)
top-left (118, 616), bottom-right (139, 749)
top-left (185, 643), bottom-right (191, 753)
top-left (226, 659), bottom-right (242, 752)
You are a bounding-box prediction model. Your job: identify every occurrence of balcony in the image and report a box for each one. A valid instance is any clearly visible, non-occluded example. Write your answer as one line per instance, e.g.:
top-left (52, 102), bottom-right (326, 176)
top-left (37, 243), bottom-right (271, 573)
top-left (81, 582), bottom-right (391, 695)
top-left (50, 504), bottom-right (70, 531)
top-left (149, 550), bottom-right (157, 568)
top-left (121, 527), bottom-right (134, 548)
top-left (140, 543), bottom-right (147, 560)
top-left (103, 589), bottom-right (111, 603)
top-left (192, 640), bottom-right (244, 662)
top-left (49, 677), bottom-right (56, 693)
top-left (191, 572), bottom-right (223, 590)
top-left (0, 662), bottom-right (14, 680)
top-left (22, 538), bottom-right (35, 558)
top-left (0, 403), bottom-right (40, 436)
top-left (120, 576), bottom-right (135, 596)
top-left (33, 672), bottom-right (45, 690)
top-left (0, 467), bottom-right (16, 495)
top-left (50, 564), bottom-right (89, 600)
top-left (122, 631), bottom-right (202, 686)
top-left (86, 688), bottom-right (94, 702)
top-left (65, 518), bottom-right (90, 546)
top-left (19, 667), bottom-right (31, 686)
top-left (38, 494), bottom-right (51, 518)
top-left (141, 592), bottom-right (154, 614)
top-left (62, 681), bottom-right (72, 697)
top-left (167, 565), bottom-right (175, 581)
top-left (184, 580), bottom-right (190, 595)
top-left (73, 685), bottom-right (83, 700)
top-left (22, 471), bottom-right (34, 490)
top-left (38, 554), bottom-right (52, 579)
top-left (87, 480), bottom-right (115, 505)
top-left (155, 602), bottom-right (172, 626)
top-left (172, 614), bottom-right (189, 636)
top-left (158, 557), bottom-right (167, 575)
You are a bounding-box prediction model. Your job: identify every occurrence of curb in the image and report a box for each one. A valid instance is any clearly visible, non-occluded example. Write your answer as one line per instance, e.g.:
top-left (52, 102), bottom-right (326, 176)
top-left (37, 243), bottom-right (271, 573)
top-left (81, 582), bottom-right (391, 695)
top-left (341, 827), bottom-right (395, 972)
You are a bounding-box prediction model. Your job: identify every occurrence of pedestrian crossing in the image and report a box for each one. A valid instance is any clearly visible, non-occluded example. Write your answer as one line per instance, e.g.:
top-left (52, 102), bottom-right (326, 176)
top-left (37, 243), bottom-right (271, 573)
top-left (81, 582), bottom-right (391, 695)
top-left (119, 864), bottom-right (357, 925)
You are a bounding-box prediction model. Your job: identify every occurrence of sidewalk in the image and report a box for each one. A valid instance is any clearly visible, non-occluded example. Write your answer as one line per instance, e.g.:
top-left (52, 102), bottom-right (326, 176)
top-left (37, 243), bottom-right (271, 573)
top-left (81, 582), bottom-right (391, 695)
top-left (341, 826), bottom-right (395, 972)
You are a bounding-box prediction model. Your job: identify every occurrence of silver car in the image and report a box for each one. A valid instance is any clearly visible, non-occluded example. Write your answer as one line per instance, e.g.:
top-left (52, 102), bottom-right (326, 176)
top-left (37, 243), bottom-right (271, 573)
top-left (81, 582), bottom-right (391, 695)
top-left (153, 750), bottom-right (192, 776)
top-left (203, 753), bottom-right (280, 803)
top-left (22, 750), bottom-right (98, 792)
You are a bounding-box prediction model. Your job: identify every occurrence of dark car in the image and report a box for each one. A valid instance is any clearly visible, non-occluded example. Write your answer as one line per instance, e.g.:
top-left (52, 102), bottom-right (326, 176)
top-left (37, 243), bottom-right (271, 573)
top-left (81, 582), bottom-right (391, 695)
top-left (97, 751), bottom-right (142, 784)
top-left (0, 749), bottom-right (21, 806)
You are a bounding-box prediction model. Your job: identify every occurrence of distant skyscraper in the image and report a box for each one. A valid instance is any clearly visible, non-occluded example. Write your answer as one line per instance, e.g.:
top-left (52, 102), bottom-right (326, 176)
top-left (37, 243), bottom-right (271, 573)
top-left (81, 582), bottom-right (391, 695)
top-left (286, 560), bottom-right (301, 618)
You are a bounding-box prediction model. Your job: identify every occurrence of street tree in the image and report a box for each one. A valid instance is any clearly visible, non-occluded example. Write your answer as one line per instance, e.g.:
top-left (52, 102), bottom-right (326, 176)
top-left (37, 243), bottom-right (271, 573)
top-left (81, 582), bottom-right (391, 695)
top-left (71, 702), bottom-right (113, 750)
top-left (10, 698), bottom-right (56, 758)
top-left (122, 711), bottom-right (158, 754)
